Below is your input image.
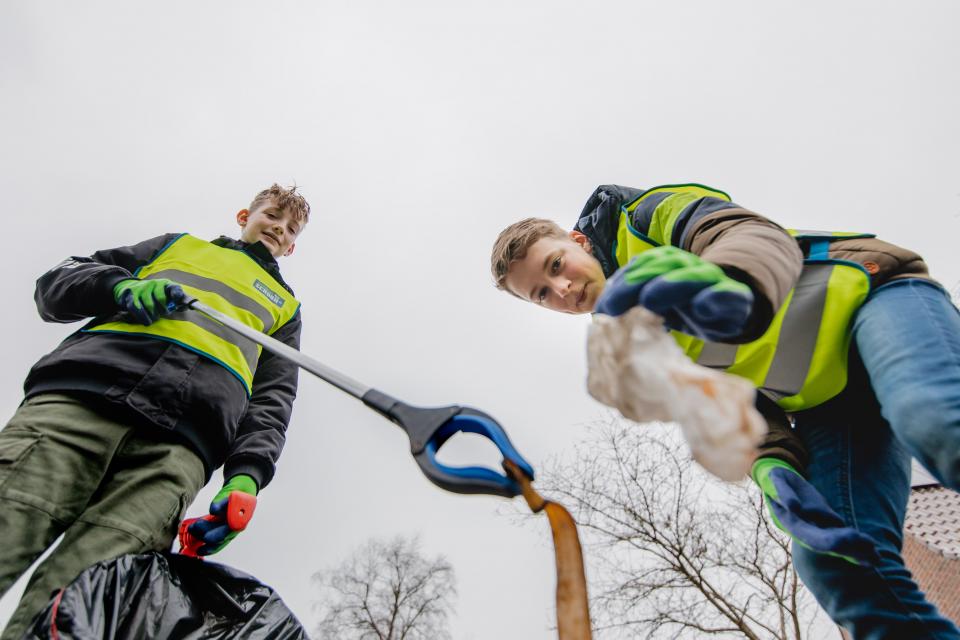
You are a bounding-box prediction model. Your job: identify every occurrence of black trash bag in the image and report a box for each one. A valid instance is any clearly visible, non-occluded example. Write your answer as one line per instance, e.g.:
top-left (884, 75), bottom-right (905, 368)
top-left (23, 552), bottom-right (310, 639)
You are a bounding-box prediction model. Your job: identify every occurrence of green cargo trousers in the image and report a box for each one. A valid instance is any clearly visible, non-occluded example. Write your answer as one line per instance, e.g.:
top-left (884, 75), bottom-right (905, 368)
top-left (0, 394), bottom-right (206, 639)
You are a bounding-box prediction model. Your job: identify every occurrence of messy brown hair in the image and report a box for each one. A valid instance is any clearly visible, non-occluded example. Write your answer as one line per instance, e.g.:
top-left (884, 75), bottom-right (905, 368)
top-left (490, 217), bottom-right (569, 291)
top-left (250, 184), bottom-right (311, 223)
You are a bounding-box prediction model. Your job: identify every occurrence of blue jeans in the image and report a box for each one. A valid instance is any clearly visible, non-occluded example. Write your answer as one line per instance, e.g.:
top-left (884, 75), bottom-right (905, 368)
top-left (792, 279), bottom-right (960, 639)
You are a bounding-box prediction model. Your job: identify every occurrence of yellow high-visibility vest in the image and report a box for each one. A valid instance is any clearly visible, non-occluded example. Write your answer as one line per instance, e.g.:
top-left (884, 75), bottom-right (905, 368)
top-left (614, 186), bottom-right (871, 411)
top-left (87, 234), bottom-right (300, 395)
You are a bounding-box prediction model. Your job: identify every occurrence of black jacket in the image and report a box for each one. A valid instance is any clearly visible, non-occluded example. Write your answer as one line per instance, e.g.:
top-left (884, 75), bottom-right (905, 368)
top-left (24, 234), bottom-right (302, 489)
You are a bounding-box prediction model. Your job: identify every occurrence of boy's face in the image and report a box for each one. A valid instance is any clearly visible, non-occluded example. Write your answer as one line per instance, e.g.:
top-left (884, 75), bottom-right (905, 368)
top-left (504, 231), bottom-right (606, 314)
top-left (236, 197), bottom-right (304, 258)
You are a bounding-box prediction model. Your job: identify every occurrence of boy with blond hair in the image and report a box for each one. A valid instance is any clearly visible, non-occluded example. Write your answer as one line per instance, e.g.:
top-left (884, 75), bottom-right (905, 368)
top-left (491, 183), bottom-right (960, 638)
top-left (0, 183), bottom-right (309, 638)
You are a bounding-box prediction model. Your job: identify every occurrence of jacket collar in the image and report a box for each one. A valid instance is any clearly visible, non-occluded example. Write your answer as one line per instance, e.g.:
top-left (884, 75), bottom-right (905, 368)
top-left (574, 185), bottom-right (644, 278)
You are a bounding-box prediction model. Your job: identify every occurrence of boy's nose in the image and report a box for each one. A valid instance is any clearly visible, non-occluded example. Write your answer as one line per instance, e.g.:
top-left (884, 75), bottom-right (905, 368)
top-left (551, 279), bottom-right (572, 298)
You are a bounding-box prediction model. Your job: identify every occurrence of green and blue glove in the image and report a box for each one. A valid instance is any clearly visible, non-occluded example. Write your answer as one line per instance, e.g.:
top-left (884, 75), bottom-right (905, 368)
top-left (113, 278), bottom-right (188, 326)
top-left (594, 246), bottom-right (754, 341)
top-left (184, 474), bottom-right (259, 557)
top-left (752, 458), bottom-right (880, 566)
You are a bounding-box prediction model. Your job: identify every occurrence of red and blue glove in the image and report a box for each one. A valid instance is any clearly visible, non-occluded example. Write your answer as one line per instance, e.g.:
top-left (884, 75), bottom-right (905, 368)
top-left (180, 474), bottom-right (258, 557)
top-left (752, 458), bottom-right (880, 566)
top-left (594, 246), bottom-right (754, 342)
top-left (113, 278), bottom-right (188, 326)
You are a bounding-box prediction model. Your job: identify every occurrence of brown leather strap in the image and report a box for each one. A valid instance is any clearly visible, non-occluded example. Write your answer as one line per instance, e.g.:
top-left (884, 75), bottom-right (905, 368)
top-left (505, 461), bottom-right (592, 639)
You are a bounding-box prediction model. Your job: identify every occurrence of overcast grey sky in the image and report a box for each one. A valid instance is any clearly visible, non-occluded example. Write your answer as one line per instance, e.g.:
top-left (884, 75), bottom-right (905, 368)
top-left (2, 2), bottom-right (959, 637)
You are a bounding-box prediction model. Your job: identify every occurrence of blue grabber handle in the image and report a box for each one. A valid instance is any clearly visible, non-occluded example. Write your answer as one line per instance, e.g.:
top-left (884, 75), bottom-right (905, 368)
top-left (361, 389), bottom-right (535, 498)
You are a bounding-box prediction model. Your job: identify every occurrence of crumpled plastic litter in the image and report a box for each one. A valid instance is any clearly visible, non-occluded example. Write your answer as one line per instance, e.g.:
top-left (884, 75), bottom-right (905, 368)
top-left (586, 306), bottom-right (767, 481)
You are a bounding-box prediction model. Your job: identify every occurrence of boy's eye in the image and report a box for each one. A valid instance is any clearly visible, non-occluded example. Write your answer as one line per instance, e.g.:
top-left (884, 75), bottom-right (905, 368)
top-left (551, 256), bottom-right (562, 274)
top-left (537, 287), bottom-right (548, 303)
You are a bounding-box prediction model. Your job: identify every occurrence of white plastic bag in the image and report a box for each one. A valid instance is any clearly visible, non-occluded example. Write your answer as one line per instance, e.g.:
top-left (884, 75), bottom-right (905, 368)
top-left (586, 307), bottom-right (767, 481)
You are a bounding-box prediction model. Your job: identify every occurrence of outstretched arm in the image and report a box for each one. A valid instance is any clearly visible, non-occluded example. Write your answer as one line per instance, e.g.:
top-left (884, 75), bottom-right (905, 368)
top-left (35, 233), bottom-right (181, 323)
top-left (682, 208), bottom-right (803, 341)
top-left (593, 189), bottom-right (804, 342)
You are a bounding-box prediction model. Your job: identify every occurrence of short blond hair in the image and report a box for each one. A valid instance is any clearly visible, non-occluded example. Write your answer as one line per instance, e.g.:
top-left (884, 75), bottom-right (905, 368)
top-left (250, 183), bottom-right (311, 224)
top-left (490, 217), bottom-right (569, 290)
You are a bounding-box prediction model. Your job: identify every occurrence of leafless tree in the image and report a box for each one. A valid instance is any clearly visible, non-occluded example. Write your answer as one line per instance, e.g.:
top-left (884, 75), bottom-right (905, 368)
top-left (538, 416), bottom-right (838, 639)
top-left (312, 535), bottom-right (457, 640)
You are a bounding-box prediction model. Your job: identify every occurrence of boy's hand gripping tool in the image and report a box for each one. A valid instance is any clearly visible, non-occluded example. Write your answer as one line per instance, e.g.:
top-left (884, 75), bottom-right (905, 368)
top-left (178, 492), bottom-right (257, 558)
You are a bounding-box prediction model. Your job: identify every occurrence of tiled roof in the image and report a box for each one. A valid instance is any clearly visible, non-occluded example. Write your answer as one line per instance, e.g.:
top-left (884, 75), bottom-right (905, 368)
top-left (905, 486), bottom-right (960, 559)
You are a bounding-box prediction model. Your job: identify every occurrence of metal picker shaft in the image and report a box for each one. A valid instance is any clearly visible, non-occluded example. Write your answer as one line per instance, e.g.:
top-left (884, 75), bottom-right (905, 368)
top-left (189, 300), bottom-right (371, 399)
top-left (188, 299), bottom-right (534, 498)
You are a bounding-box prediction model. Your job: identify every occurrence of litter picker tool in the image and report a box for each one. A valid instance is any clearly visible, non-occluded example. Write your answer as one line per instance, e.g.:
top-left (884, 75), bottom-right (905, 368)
top-left (188, 300), bottom-right (534, 497)
top-left (181, 299), bottom-right (592, 639)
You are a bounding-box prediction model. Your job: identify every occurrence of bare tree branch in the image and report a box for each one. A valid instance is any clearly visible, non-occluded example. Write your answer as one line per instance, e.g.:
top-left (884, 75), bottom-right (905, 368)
top-left (537, 415), bottom-right (832, 639)
top-left (313, 535), bottom-right (457, 640)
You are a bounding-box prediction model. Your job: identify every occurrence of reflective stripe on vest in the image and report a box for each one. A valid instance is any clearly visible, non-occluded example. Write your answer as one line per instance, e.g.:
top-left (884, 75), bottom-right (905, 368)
top-left (615, 215), bottom-right (872, 412)
top-left (85, 234), bottom-right (300, 395)
top-left (614, 184), bottom-right (732, 266)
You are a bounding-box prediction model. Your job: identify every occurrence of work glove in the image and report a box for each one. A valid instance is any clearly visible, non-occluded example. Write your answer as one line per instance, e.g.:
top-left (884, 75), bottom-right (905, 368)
top-left (594, 246), bottom-right (754, 342)
top-left (114, 278), bottom-right (188, 326)
top-left (182, 474), bottom-right (258, 557)
top-left (752, 458), bottom-right (880, 566)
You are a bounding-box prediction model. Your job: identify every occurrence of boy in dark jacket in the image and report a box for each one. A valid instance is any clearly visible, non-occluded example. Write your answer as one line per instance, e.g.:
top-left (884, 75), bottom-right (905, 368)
top-left (491, 183), bottom-right (960, 639)
top-left (0, 183), bottom-right (309, 639)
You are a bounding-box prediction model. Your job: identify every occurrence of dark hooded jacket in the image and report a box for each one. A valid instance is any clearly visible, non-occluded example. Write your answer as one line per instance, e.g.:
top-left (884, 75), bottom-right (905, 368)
top-left (24, 234), bottom-right (301, 489)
